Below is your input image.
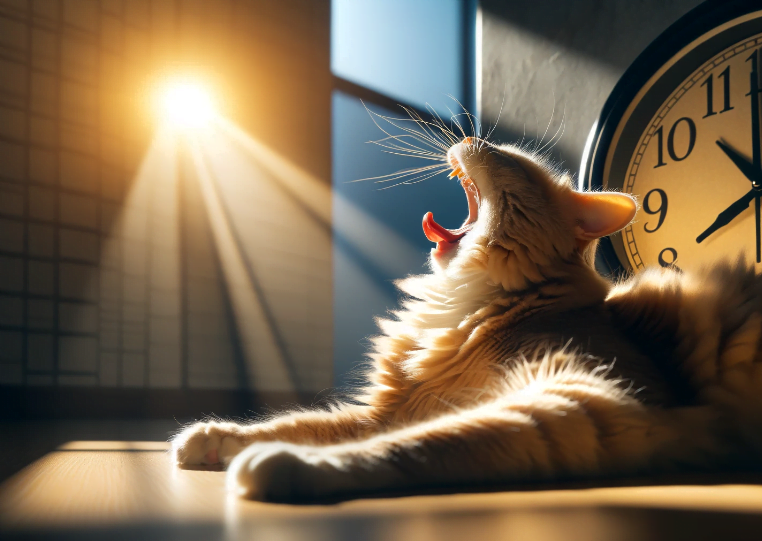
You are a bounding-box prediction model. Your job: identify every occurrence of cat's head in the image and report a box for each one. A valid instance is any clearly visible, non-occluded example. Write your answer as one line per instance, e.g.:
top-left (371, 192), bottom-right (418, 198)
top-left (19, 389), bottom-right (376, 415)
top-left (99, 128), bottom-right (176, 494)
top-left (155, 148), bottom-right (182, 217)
top-left (425, 137), bottom-right (636, 288)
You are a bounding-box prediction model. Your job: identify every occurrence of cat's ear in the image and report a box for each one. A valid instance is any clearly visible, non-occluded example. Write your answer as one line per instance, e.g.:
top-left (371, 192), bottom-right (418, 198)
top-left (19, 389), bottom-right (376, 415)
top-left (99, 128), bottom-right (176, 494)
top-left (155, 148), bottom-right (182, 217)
top-left (568, 191), bottom-right (637, 240)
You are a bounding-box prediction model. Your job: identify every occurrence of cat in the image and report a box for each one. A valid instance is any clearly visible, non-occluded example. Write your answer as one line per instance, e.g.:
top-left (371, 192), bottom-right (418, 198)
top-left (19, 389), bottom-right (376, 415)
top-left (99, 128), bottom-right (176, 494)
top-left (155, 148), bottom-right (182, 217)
top-left (172, 135), bottom-right (762, 502)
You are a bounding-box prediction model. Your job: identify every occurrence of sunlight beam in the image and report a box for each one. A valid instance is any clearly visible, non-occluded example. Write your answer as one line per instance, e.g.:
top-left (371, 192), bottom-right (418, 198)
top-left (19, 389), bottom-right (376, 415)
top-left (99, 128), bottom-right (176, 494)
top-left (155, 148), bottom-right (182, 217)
top-left (212, 117), bottom-right (422, 277)
top-left (99, 126), bottom-right (183, 387)
top-left (185, 133), bottom-right (297, 394)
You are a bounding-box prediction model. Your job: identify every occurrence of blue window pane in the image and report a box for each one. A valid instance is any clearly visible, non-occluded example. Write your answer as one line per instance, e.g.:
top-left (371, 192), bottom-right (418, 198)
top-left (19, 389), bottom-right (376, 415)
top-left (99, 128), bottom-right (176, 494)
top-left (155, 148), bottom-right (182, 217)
top-left (332, 90), bottom-right (466, 386)
top-left (331, 0), bottom-right (467, 115)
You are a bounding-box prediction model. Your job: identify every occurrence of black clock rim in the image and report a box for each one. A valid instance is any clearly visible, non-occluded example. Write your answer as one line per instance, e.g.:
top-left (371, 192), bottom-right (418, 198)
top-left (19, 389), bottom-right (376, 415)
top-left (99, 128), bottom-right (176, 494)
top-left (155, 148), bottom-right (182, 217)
top-left (581, 0), bottom-right (762, 278)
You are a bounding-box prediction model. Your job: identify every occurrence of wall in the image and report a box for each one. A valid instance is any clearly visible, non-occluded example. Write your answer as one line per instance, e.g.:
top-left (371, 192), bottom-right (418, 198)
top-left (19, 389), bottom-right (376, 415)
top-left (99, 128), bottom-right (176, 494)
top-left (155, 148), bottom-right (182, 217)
top-left (0, 0), bottom-right (332, 405)
top-left (480, 0), bottom-right (704, 176)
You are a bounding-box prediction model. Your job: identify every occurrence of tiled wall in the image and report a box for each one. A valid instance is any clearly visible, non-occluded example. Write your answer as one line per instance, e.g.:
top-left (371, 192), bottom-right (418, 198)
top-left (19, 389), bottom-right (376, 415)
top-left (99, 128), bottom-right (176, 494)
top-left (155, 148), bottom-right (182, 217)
top-left (0, 0), bottom-right (333, 394)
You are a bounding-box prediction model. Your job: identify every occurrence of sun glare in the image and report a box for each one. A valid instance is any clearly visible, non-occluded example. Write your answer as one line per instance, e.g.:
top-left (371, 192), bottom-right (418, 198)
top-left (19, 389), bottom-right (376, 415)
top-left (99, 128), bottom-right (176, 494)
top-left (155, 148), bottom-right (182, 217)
top-left (156, 80), bottom-right (216, 129)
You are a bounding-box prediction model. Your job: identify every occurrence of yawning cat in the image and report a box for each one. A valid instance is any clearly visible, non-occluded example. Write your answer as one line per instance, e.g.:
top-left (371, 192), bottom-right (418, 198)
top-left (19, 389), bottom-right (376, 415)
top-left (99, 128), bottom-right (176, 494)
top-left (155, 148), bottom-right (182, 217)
top-left (172, 135), bottom-right (762, 501)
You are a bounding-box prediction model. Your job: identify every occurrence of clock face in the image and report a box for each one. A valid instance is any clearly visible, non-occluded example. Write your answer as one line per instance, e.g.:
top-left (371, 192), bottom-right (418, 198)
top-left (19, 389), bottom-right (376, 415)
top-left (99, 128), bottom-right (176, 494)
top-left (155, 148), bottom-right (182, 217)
top-left (618, 32), bottom-right (762, 273)
top-left (589, 7), bottom-right (762, 274)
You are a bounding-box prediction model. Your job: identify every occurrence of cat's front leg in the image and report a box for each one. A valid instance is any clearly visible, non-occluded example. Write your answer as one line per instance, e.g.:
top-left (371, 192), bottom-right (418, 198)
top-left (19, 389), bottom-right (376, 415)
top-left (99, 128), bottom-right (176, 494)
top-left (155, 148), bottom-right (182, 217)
top-left (172, 420), bottom-right (250, 466)
top-left (227, 383), bottom-right (716, 501)
top-left (226, 440), bottom-right (402, 501)
top-left (171, 405), bottom-right (375, 467)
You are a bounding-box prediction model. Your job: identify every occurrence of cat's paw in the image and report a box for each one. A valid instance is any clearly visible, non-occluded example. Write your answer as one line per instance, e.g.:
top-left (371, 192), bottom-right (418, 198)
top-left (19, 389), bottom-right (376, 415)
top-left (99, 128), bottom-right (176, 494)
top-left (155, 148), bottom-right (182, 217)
top-left (171, 421), bottom-right (247, 466)
top-left (226, 442), bottom-right (353, 502)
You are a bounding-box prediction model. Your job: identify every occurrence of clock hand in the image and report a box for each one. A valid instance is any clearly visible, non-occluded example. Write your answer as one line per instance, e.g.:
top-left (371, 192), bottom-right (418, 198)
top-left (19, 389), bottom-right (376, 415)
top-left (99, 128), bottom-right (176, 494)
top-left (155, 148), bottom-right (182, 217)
top-left (754, 192), bottom-right (760, 263)
top-left (696, 189), bottom-right (756, 243)
top-left (716, 140), bottom-right (762, 187)
top-left (747, 48), bottom-right (762, 260)
top-left (750, 51), bottom-right (762, 172)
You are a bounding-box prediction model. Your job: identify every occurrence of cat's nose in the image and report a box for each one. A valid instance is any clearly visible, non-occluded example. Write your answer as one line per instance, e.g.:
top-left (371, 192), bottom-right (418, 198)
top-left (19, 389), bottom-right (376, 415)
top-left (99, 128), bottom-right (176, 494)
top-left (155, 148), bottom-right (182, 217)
top-left (450, 138), bottom-right (479, 161)
top-left (462, 137), bottom-right (484, 148)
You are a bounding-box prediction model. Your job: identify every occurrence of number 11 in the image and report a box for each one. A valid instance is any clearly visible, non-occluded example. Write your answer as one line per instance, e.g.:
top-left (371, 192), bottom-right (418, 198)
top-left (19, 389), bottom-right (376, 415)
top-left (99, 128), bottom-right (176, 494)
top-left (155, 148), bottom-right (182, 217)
top-left (701, 66), bottom-right (734, 118)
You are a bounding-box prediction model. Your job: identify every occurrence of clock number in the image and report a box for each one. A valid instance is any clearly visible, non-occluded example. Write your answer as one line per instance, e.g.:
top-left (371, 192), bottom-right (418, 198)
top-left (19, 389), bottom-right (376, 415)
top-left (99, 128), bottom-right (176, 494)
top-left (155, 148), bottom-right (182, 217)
top-left (653, 117), bottom-right (696, 168)
top-left (719, 66), bottom-right (733, 113)
top-left (654, 125), bottom-right (667, 167)
top-left (701, 66), bottom-right (733, 118)
top-left (657, 247), bottom-right (681, 271)
top-left (667, 117), bottom-right (696, 161)
top-left (643, 189), bottom-right (668, 233)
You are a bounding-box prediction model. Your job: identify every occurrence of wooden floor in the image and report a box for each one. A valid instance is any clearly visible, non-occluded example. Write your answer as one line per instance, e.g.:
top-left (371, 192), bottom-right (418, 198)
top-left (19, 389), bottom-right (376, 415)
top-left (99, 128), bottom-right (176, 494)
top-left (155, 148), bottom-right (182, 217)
top-left (1, 426), bottom-right (762, 540)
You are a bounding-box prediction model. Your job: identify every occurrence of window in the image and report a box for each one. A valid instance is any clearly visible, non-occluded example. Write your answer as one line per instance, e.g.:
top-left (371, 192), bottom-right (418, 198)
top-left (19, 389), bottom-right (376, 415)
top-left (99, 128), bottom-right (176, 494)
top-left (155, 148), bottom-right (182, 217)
top-left (331, 0), bottom-right (477, 385)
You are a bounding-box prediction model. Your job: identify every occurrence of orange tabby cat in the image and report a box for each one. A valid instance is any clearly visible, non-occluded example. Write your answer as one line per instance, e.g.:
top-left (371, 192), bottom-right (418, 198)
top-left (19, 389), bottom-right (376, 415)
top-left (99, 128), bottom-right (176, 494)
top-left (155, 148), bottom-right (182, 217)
top-left (172, 136), bottom-right (762, 501)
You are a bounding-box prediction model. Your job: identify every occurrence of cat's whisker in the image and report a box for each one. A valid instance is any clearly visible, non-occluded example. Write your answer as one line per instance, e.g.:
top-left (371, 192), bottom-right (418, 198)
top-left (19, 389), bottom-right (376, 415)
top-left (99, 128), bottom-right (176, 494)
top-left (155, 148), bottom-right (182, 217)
top-left (532, 114), bottom-right (541, 153)
top-left (370, 122), bottom-right (445, 157)
top-left (446, 95), bottom-right (479, 143)
top-left (378, 150), bottom-right (445, 161)
top-left (445, 105), bottom-right (469, 142)
top-left (372, 166), bottom-right (451, 185)
top-left (375, 167), bottom-right (450, 190)
top-left (370, 105), bottom-right (452, 151)
top-left (375, 169), bottom-right (446, 184)
top-left (537, 121), bottom-right (564, 156)
top-left (538, 92), bottom-right (556, 151)
top-left (385, 120), bottom-right (449, 153)
top-left (371, 136), bottom-right (446, 154)
top-left (537, 105), bottom-right (567, 155)
top-left (450, 112), bottom-right (471, 143)
top-left (352, 163), bottom-right (449, 183)
top-left (368, 140), bottom-right (445, 159)
top-left (425, 108), bottom-right (464, 148)
top-left (371, 134), bottom-right (444, 155)
top-left (379, 151), bottom-right (448, 162)
top-left (481, 87), bottom-right (506, 152)
top-left (386, 164), bottom-right (450, 183)
top-left (453, 96), bottom-right (478, 140)
top-left (401, 106), bottom-right (454, 151)
top-left (426, 105), bottom-right (460, 147)
top-left (415, 105), bottom-right (455, 148)
top-left (364, 105), bottom-right (448, 154)
top-left (518, 122), bottom-right (527, 150)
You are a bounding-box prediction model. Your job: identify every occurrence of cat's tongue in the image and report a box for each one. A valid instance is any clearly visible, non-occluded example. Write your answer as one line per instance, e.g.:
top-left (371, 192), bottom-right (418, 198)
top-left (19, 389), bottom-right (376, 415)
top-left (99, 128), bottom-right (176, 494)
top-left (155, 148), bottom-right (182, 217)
top-left (422, 212), bottom-right (466, 244)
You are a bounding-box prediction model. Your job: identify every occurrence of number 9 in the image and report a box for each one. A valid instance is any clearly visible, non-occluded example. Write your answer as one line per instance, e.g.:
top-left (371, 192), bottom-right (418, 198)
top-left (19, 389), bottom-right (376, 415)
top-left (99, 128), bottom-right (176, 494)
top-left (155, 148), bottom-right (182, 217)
top-left (643, 189), bottom-right (668, 233)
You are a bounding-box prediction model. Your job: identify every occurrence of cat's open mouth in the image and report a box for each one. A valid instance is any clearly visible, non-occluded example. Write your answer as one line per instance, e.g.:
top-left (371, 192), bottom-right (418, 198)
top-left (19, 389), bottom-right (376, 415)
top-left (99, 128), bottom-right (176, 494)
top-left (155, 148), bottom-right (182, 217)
top-left (422, 149), bottom-right (480, 255)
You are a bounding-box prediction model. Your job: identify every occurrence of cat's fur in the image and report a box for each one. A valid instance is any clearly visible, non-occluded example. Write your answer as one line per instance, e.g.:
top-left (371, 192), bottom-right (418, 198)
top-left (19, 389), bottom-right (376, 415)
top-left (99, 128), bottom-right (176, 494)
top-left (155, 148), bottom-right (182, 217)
top-left (172, 137), bottom-right (762, 501)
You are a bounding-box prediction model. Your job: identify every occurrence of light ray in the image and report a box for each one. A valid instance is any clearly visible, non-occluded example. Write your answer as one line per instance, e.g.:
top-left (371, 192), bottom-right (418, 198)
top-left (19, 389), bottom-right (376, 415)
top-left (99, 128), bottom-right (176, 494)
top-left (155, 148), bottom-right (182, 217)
top-left (213, 117), bottom-right (422, 278)
top-left (98, 126), bottom-right (183, 387)
top-left (184, 132), bottom-right (297, 394)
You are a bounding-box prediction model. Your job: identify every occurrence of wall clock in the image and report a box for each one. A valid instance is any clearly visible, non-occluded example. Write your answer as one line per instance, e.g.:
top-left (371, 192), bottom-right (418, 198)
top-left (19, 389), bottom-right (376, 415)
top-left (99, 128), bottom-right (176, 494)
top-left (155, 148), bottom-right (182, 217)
top-left (581, 0), bottom-right (762, 276)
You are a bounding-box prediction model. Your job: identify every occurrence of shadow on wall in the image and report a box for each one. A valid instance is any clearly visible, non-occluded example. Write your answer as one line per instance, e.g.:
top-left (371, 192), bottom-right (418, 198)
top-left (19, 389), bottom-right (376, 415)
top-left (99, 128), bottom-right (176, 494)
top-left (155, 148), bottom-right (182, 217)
top-left (481, 0), bottom-right (706, 70)
top-left (479, 0), bottom-right (705, 175)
